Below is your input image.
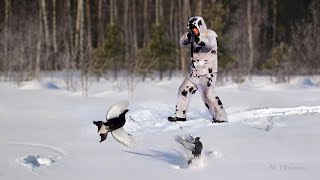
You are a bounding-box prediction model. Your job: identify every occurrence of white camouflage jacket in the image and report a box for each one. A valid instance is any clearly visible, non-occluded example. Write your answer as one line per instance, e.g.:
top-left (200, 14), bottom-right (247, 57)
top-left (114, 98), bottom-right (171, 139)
top-left (179, 16), bottom-right (219, 78)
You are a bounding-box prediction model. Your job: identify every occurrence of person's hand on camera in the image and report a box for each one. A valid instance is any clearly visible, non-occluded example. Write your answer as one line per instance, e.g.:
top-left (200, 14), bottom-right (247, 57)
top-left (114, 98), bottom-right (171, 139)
top-left (188, 28), bottom-right (200, 44)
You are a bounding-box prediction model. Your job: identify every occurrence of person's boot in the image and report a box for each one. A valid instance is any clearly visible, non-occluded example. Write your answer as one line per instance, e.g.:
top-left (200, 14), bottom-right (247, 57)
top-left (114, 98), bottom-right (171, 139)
top-left (168, 116), bottom-right (186, 122)
top-left (212, 118), bottom-right (227, 123)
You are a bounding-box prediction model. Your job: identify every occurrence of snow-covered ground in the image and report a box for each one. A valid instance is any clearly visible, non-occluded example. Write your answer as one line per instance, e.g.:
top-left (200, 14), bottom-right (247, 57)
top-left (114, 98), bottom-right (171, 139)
top-left (1, 75), bottom-right (320, 180)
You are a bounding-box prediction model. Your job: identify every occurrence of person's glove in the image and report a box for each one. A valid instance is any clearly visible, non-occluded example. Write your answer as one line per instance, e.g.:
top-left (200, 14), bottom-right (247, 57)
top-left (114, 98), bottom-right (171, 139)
top-left (194, 35), bottom-right (200, 44)
top-left (187, 32), bottom-right (193, 43)
top-left (187, 31), bottom-right (200, 44)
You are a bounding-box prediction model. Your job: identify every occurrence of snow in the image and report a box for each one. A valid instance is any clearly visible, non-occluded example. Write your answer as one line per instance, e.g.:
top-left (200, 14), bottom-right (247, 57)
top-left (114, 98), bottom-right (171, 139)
top-left (19, 80), bottom-right (61, 90)
top-left (1, 75), bottom-right (320, 180)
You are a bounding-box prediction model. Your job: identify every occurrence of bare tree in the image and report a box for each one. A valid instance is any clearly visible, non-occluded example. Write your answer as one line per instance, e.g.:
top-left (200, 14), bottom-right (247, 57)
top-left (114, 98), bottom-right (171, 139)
top-left (78, 0), bottom-right (92, 96)
top-left (173, 0), bottom-right (181, 73)
top-left (51, 0), bottom-right (59, 76)
top-left (291, 1), bottom-right (320, 75)
top-left (247, 0), bottom-right (254, 78)
top-left (155, 0), bottom-right (160, 26)
top-left (110, 0), bottom-right (114, 25)
top-left (2, 0), bottom-right (11, 78)
top-left (41, 0), bottom-right (50, 70)
top-left (35, 1), bottom-right (43, 80)
top-left (86, 0), bottom-right (92, 51)
top-left (195, 0), bottom-right (203, 16)
top-left (169, 1), bottom-right (174, 40)
top-left (180, 0), bottom-right (191, 75)
top-left (123, 0), bottom-right (135, 96)
top-left (52, 0), bottom-right (58, 54)
top-left (159, 0), bottom-right (163, 22)
top-left (143, 0), bottom-right (149, 47)
top-left (124, 0), bottom-right (129, 63)
top-left (62, 0), bottom-right (77, 91)
top-left (132, 0), bottom-right (138, 53)
top-left (98, 0), bottom-right (104, 46)
top-left (272, 0), bottom-right (277, 47)
top-left (66, 0), bottom-right (74, 57)
top-left (75, 0), bottom-right (84, 62)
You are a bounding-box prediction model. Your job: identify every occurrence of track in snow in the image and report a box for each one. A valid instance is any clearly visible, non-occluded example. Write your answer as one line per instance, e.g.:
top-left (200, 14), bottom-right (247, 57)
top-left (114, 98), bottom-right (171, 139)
top-left (8, 142), bottom-right (67, 173)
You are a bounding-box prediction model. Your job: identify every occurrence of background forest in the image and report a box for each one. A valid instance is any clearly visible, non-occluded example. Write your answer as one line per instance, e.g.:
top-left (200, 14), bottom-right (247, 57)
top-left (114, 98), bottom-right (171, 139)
top-left (0, 0), bottom-right (319, 86)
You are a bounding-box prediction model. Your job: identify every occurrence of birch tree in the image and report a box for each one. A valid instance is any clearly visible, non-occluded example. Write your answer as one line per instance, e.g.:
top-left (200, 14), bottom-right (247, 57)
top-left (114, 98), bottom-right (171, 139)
top-left (35, 1), bottom-right (42, 80)
top-left (98, 0), bottom-right (104, 46)
top-left (3, 0), bottom-right (11, 75)
top-left (180, 0), bottom-right (191, 75)
top-left (52, 0), bottom-right (58, 54)
top-left (41, 0), bottom-right (50, 70)
top-left (143, 0), bottom-right (149, 47)
top-left (247, 0), bottom-right (254, 77)
top-left (86, 0), bottom-right (92, 51)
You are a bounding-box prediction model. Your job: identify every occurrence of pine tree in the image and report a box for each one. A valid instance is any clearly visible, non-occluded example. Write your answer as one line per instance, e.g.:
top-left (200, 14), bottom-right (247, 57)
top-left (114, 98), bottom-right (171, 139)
top-left (139, 22), bottom-right (176, 80)
top-left (92, 23), bottom-right (125, 80)
top-left (203, 0), bottom-right (234, 72)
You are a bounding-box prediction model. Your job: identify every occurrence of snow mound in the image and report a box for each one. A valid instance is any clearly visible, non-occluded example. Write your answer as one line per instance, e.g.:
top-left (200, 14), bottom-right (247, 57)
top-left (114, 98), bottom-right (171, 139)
top-left (18, 155), bottom-right (55, 169)
top-left (9, 142), bottom-right (66, 173)
top-left (205, 150), bottom-right (225, 160)
top-left (300, 78), bottom-right (317, 87)
top-left (289, 77), bottom-right (319, 88)
top-left (19, 80), bottom-right (60, 90)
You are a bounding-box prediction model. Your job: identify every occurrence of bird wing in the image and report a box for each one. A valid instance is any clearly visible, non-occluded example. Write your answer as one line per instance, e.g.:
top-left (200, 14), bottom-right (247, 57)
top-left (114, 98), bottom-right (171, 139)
top-left (111, 127), bottom-right (136, 148)
top-left (184, 134), bottom-right (195, 143)
top-left (175, 135), bottom-right (195, 151)
top-left (106, 100), bottom-right (129, 120)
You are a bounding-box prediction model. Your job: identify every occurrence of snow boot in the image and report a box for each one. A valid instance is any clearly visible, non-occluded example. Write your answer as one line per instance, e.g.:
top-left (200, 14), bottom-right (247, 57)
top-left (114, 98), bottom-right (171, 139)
top-left (212, 118), bottom-right (227, 123)
top-left (168, 116), bottom-right (186, 122)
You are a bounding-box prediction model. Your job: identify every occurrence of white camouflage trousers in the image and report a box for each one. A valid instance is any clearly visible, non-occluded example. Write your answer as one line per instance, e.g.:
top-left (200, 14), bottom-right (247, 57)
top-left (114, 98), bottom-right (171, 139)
top-left (174, 73), bottom-right (228, 121)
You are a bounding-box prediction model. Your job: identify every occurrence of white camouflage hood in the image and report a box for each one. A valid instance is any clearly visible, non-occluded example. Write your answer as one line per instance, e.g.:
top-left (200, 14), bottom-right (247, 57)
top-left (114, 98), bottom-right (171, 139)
top-left (186, 16), bottom-right (208, 36)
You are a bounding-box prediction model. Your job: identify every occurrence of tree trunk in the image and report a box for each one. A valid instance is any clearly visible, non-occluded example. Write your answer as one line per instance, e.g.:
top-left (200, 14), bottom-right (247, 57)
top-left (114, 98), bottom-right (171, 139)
top-left (80, 0), bottom-right (84, 63)
top-left (4, 0), bottom-right (10, 75)
top-left (63, 0), bottom-right (71, 90)
top-left (123, 0), bottom-right (131, 96)
top-left (155, 0), bottom-right (164, 80)
top-left (181, 0), bottom-right (191, 75)
top-left (132, 0), bottom-right (137, 52)
top-left (66, 0), bottom-right (74, 57)
top-left (247, 0), bottom-right (254, 77)
top-left (86, 0), bottom-right (92, 51)
top-left (113, 0), bottom-right (118, 18)
top-left (174, 1), bottom-right (180, 72)
top-left (155, 0), bottom-right (159, 26)
top-left (52, 0), bottom-right (58, 73)
top-left (124, 0), bottom-right (129, 62)
top-left (35, 1), bottom-right (43, 80)
top-left (195, 0), bottom-right (203, 16)
top-left (77, 0), bottom-right (87, 96)
top-left (76, 0), bottom-right (84, 63)
top-left (41, 0), bottom-right (50, 70)
top-left (52, 0), bottom-right (58, 53)
top-left (98, 0), bottom-right (104, 46)
top-left (143, 0), bottom-right (149, 47)
top-left (110, 0), bottom-right (114, 25)
top-left (272, 0), bottom-right (277, 47)
top-left (169, 0), bottom-right (174, 39)
top-left (110, 0), bottom-right (117, 80)
top-left (159, 0), bottom-right (163, 22)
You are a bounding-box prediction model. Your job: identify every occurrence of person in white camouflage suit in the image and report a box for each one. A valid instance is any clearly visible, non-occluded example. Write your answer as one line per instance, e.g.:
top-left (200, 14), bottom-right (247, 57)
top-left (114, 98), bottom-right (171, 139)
top-left (168, 16), bottom-right (228, 123)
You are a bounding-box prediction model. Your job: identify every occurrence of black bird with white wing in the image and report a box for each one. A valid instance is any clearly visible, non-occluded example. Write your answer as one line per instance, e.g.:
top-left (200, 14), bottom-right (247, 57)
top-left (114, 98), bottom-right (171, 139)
top-left (93, 100), bottom-right (136, 148)
top-left (175, 134), bottom-right (203, 164)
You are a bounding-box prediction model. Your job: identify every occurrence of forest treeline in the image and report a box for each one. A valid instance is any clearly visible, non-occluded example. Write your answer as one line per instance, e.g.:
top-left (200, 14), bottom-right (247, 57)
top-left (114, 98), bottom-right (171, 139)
top-left (0, 0), bottom-right (319, 85)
